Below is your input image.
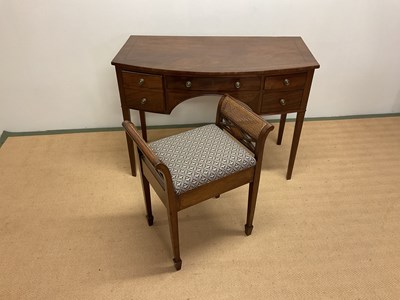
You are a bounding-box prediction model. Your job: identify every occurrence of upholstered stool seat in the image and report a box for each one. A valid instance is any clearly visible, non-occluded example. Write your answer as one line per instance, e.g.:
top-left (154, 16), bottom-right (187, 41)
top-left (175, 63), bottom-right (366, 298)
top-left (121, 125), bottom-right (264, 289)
top-left (149, 124), bottom-right (256, 195)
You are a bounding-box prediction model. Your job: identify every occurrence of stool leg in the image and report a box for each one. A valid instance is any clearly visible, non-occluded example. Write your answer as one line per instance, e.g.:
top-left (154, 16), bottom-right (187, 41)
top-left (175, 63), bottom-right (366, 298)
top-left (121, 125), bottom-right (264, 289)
top-left (167, 209), bottom-right (182, 270)
top-left (142, 177), bottom-right (154, 226)
top-left (139, 158), bottom-right (153, 226)
top-left (245, 181), bottom-right (259, 236)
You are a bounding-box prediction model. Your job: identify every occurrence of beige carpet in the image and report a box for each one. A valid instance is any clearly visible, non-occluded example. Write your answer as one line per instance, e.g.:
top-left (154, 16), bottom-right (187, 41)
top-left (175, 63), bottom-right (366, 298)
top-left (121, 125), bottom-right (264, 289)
top-left (1, 117), bottom-right (400, 299)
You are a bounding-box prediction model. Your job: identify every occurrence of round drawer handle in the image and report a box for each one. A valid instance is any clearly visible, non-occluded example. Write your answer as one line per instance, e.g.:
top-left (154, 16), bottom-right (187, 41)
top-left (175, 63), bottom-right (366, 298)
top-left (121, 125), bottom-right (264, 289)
top-left (185, 81), bottom-right (192, 88)
top-left (279, 98), bottom-right (286, 106)
top-left (283, 78), bottom-right (290, 86)
top-left (139, 78), bottom-right (145, 86)
top-left (141, 97), bottom-right (147, 105)
top-left (235, 81), bottom-right (241, 89)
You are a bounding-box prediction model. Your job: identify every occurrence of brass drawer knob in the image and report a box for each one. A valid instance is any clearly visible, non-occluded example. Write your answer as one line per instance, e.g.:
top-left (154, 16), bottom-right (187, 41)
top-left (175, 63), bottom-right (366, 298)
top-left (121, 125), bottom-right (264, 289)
top-left (141, 97), bottom-right (147, 105)
top-left (235, 81), bottom-right (241, 89)
top-left (283, 78), bottom-right (290, 86)
top-left (139, 78), bottom-right (145, 86)
top-left (279, 98), bottom-right (286, 106)
top-left (185, 81), bottom-right (192, 88)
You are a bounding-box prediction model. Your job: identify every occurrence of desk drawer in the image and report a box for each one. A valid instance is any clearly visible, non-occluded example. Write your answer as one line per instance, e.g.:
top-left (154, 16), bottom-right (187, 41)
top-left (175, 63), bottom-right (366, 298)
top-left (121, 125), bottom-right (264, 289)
top-left (166, 76), bottom-right (261, 91)
top-left (124, 88), bottom-right (165, 113)
top-left (261, 90), bottom-right (303, 114)
top-left (264, 73), bottom-right (307, 90)
top-left (122, 71), bottom-right (163, 89)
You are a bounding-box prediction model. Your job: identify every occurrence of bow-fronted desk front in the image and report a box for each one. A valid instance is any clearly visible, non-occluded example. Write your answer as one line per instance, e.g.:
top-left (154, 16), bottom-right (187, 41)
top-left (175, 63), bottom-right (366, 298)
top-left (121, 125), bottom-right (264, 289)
top-left (112, 36), bottom-right (319, 179)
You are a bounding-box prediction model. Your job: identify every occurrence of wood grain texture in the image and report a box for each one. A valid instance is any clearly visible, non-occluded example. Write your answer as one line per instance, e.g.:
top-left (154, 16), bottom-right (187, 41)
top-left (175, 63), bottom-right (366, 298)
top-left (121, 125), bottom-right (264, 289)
top-left (112, 36), bottom-right (320, 74)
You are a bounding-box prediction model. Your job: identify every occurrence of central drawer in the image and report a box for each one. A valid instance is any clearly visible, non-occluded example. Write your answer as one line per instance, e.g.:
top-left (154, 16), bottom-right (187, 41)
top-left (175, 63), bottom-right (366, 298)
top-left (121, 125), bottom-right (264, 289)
top-left (166, 76), bottom-right (261, 91)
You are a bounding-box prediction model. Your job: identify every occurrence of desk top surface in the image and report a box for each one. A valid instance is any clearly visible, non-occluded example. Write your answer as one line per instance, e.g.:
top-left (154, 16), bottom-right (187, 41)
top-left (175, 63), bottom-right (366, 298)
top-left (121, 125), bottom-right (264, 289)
top-left (112, 36), bottom-right (319, 75)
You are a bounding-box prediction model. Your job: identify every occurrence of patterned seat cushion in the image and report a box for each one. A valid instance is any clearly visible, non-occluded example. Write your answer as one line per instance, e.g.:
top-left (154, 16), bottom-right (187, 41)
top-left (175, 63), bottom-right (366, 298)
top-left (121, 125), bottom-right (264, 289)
top-left (149, 124), bottom-right (256, 195)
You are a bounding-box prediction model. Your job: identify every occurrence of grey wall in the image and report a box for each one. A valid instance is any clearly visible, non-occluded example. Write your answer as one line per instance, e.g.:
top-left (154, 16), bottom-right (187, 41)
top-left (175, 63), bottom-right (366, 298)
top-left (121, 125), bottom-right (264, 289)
top-left (1, 0), bottom-right (399, 134)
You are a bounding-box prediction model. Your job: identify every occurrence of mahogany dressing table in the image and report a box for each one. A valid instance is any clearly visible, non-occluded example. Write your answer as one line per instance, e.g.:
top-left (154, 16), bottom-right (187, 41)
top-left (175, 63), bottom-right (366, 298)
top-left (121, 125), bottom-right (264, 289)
top-left (111, 36), bottom-right (319, 179)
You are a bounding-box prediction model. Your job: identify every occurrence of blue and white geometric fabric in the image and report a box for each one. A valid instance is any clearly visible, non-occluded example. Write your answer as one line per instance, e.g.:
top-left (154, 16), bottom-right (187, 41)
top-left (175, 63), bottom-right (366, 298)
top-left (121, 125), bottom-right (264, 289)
top-left (149, 124), bottom-right (256, 195)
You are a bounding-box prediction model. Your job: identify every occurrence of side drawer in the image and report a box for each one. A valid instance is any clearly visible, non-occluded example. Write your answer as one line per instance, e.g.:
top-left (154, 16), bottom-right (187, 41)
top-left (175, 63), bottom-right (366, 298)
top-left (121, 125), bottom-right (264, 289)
top-left (261, 90), bottom-right (303, 114)
top-left (264, 73), bottom-right (307, 90)
top-left (124, 88), bottom-right (165, 113)
top-left (166, 76), bottom-right (261, 91)
top-left (122, 71), bottom-right (163, 89)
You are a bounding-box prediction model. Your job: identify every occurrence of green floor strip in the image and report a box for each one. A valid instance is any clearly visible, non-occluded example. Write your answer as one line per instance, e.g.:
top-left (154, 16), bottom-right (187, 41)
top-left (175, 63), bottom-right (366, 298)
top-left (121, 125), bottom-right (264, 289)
top-left (1, 113), bottom-right (399, 149)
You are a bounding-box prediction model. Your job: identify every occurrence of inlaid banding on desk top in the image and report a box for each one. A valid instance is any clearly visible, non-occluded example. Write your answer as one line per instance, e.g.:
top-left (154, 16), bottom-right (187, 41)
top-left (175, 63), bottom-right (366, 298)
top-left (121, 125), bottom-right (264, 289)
top-left (112, 36), bottom-right (320, 74)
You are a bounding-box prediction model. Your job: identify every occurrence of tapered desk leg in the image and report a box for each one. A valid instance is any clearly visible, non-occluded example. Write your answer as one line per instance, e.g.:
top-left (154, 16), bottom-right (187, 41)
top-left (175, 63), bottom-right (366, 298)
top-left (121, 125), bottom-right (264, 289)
top-left (286, 111), bottom-right (305, 180)
top-left (139, 110), bottom-right (148, 142)
top-left (277, 113), bottom-right (287, 145)
top-left (122, 107), bottom-right (136, 177)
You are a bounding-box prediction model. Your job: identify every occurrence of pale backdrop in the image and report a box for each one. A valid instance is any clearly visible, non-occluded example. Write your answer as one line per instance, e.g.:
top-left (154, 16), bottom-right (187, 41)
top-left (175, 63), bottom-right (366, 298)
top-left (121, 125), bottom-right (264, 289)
top-left (1, 0), bottom-right (399, 134)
